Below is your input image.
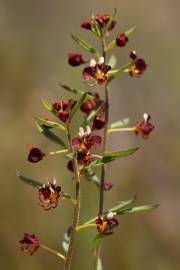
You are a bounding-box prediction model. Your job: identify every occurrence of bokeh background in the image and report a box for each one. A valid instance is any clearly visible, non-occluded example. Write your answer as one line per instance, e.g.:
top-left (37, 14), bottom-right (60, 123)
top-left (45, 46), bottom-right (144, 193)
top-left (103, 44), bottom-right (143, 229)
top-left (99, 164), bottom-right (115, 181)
top-left (1, 0), bottom-right (180, 269)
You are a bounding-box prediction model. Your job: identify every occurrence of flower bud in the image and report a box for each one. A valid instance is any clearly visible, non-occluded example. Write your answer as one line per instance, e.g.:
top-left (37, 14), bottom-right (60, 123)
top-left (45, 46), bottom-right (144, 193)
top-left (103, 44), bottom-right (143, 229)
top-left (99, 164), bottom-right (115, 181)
top-left (135, 113), bottom-right (154, 138)
top-left (28, 147), bottom-right (45, 163)
top-left (116, 33), bottom-right (129, 47)
top-left (93, 117), bottom-right (105, 130)
top-left (103, 181), bottom-right (113, 191)
top-left (81, 20), bottom-right (92, 30)
top-left (68, 52), bottom-right (85, 67)
top-left (58, 110), bottom-right (69, 123)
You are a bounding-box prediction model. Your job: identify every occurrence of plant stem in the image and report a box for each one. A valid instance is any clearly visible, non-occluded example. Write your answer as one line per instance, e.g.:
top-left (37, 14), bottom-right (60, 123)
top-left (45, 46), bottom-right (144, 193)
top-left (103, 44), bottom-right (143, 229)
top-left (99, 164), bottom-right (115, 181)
top-left (63, 124), bottom-right (81, 270)
top-left (40, 244), bottom-right (66, 261)
top-left (48, 149), bottom-right (68, 155)
top-left (75, 223), bottom-right (97, 232)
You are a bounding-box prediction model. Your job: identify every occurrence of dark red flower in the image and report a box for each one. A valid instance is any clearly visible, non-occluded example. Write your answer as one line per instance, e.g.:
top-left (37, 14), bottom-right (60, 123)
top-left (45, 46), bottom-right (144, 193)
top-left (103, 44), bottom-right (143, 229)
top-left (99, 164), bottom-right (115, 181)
top-left (103, 181), bottom-right (113, 191)
top-left (80, 92), bottom-right (100, 115)
top-left (52, 102), bottom-right (61, 111)
top-left (81, 20), bottom-right (92, 30)
top-left (116, 33), bottom-right (129, 47)
top-left (67, 52), bottom-right (85, 67)
top-left (108, 20), bottom-right (116, 31)
top-left (38, 177), bottom-right (61, 210)
top-left (135, 113), bottom-right (154, 138)
top-left (58, 110), bottom-right (69, 123)
top-left (83, 57), bottom-right (111, 84)
top-left (127, 51), bottom-right (147, 77)
top-left (19, 233), bottom-right (39, 255)
top-left (96, 212), bottom-right (118, 235)
top-left (28, 147), bottom-right (45, 163)
top-left (93, 116), bottom-right (105, 130)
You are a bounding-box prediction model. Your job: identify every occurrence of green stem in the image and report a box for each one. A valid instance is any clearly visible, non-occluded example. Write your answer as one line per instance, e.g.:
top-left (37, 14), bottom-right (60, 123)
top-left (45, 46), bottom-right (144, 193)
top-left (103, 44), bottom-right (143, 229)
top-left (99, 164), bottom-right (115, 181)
top-left (108, 127), bottom-right (136, 133)
top-left (48, 149), bottom-right (68, 155)
top-left (40, 244), bottom-right (66, 261)
top-left (63, 124), bottom-right (81, 270)
top-left (76, 223), bottom-right (97, 232)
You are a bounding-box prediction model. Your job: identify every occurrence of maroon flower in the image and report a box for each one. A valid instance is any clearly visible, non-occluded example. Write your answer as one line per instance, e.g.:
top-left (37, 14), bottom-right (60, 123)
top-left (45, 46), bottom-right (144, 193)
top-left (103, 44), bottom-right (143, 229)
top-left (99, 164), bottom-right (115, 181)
top-left (52, 99), bottom-right (75, 123)
top-left (116, 33), bottom-right (129, 47)
top-left (67, 52), bottom-right (85, 67)
top-left (103, 181), bottom-right (113, 191)
top-left (81, 20), bottom-right (92, 30)
top-left (135, 113), bottom-right (155, 138)
top-left (127, 51), bottom-right (147, 77)
top-left (19, 233), bottom-right (39, 255)
top-left (38, 177), bottom-right (61, 210)
top-left (83, 57), bottom-right (111, 85)
top-left (80, 92), bottom-right (100, 115)
top-left (28, 147), bottom-right (45, 163)
top-left (96, 212), bottom-right (119, 235)
top-left (93, 116), bottom-right (105, 130)
top-left (95, 15), bottom-right (116, 31)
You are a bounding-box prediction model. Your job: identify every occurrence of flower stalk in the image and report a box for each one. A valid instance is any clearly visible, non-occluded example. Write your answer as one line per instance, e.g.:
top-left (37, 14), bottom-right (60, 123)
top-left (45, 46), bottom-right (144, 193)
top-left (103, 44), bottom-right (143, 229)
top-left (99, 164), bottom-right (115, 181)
top-left (40, 244), bottom-right (66, 261)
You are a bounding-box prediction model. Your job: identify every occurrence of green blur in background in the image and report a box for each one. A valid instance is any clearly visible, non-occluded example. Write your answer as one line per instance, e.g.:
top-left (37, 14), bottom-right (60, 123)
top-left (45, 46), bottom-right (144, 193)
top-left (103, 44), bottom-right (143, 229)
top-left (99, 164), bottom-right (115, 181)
top-left (0, 0), bottom-right (180, 269)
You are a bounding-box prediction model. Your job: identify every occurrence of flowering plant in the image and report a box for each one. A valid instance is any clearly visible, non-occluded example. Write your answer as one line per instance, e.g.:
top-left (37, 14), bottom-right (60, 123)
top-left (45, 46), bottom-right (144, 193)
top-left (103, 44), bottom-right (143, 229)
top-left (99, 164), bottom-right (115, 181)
top-left (17, 9), bottom-right (157, 270)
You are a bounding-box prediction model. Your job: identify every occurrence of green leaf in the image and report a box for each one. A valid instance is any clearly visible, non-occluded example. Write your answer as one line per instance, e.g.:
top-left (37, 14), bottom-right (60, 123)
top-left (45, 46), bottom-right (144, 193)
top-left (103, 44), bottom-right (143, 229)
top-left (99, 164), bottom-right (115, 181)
top-left (62, 226), bottom-right (72, 254)
top-left (110, 118), bottom-right (130, 129)
top-left (107, 62), bottom-right (133, 82)
top-left (36, 123), bottom-right (67, 148)
top-left (84, 168), bottom-right (100, 188)
top-left (83, 100), bottom-right (103, 126)
top-left (125, 26), bottom-right (137, 37)
top-left (92, 234), bottom-right (105, 252)
top-left (105, 8), bottom-right (118, 32)
top-left (106, 196), bottom-right (137, 215)
top-left (71, 34), bottom-right (100, 58)
top-left (35, 117), bottom-right (66, 131)
top-left (108, 54), bottom-right (117, 69)
top-left (91, 14), bottom-right (102, 38)
top-left (41, 99), bottom-right (56, 114)
top-left (89, 148), bottom-right (139, 168)
top-left (84, 197), bottom-right (136, 225)
top-left (16, 170), bottom-right (43, 189)
top-left (120, 204), bottom-right (159, 215)
top-left (59, 83), bottom-right (85, 95)
top-left (69, 92), bottom-right (87, 122)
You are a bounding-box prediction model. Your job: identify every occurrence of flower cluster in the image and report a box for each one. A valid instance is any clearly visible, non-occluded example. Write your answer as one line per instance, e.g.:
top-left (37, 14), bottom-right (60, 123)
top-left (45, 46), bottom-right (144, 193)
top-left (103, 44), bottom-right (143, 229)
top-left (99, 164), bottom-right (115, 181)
top-left (135, 113), bottom-right (155, 138)
top-left (19, 233), bottom-right (39, 255)
top-left (96, 212), bottom-right (119, 235)
top-left (81, 14), bottom-right (116, 32)
top-left (52, 99), bottom-right (76, 123)
top-left (68, 126), bottom-right (101, 172)
top-left (38, 177), bottom-right (62, 210)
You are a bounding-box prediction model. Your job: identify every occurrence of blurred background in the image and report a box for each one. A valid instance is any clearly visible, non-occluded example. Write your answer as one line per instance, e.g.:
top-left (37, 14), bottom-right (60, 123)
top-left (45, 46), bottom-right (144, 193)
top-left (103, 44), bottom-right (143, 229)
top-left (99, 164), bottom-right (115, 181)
top-left (0, 0), bottom-right (180, 269)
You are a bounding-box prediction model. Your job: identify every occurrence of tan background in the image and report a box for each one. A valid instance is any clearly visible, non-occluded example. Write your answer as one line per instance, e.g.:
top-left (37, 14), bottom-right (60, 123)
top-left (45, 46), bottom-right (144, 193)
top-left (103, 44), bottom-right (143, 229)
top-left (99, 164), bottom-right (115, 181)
top-left (0, 0), bottom-right (180, 269)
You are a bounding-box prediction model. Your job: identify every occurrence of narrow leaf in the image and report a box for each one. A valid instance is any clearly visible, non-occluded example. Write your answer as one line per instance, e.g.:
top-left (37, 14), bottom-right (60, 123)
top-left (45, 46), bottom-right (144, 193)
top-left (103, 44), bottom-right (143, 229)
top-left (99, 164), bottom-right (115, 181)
top-left (69, 92), bottom-right (87, 122)
top-left (120, 204), bottom-right (159, 215)
top-left (71, 34), bottom-right (100, 58)
top-left (110, 118), bottom-right (130, 129)
top-left (59, 83), bottom-right (84, 95)
top-left (125, 26), bottom-right (137, 37)
top-left (35, 117), bottom-right (66, 131)
top-left (105, 8), bottom-right (118, 32)
top-left (62, 226), bottom-right (72, 254)
top-left (108, 54), bottom-right (117, 69)
top-left (16, 170), bottom-right (43, 189)
top-left (107, 62), bottom-right (133, 82)
top-left (89, 148), bottom-right (139, 168)
top-left (36, 123), bottom-right (67, 148)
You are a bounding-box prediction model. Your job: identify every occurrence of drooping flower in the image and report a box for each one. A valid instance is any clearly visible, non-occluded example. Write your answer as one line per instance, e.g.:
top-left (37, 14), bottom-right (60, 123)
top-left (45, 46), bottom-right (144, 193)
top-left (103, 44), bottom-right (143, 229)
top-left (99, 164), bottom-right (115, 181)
top-left (126, 51), bottom-right (147, 77)
top-left (83, 57), bottom-right (111, 85)
top-left (116, 33), bottom-right (129, 47)
top-left (19, 233), bottom-right (39, 255)
top-left (28, 146), bottom-right (45, 163)
top-left (67, 52), bottom-right (85, 67)
top-left (52, 99), bottom-right (75, 123)
top-left (135, 113), bottom-right (154, 138)
top-left (68, 126), bottom-right (102, 172)
top-left (96, 212), bottom-right (119, 235)
top-left (80, 92), bottom-right (100, 115)
top-left (38, 177), bottom-right (62, 210)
